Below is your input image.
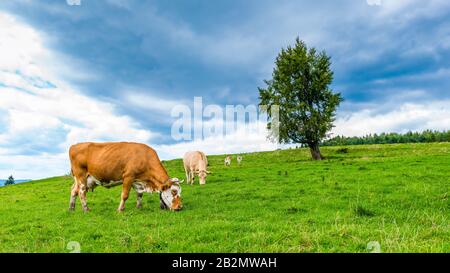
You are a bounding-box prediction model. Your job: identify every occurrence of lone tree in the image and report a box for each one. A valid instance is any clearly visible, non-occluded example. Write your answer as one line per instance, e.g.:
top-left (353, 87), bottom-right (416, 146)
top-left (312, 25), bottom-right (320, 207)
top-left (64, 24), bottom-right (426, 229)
top-left (259, 38), bottom-right (343, 160)
top-left (4, 175), bottom-right (15, 186)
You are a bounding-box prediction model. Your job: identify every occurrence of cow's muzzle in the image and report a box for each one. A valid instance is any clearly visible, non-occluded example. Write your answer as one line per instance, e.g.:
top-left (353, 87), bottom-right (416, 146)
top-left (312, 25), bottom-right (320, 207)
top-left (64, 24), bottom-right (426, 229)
top-left (172, 205), bottom-right (183, 211)
top-left (159, 193), bottom-right (182, 211)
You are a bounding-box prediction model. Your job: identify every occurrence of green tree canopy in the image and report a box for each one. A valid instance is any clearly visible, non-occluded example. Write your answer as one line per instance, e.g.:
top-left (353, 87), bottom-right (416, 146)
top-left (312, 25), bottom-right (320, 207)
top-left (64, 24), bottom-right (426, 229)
top-left (4, 175), bottom-right (15, 186)
top-left (259, 38), bottom-right (343, 160)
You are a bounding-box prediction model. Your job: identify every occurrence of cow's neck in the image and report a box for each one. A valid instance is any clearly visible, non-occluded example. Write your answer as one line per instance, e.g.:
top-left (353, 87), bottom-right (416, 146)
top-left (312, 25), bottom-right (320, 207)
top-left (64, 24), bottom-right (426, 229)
top-left (149, 172), bottom-right (170, 192)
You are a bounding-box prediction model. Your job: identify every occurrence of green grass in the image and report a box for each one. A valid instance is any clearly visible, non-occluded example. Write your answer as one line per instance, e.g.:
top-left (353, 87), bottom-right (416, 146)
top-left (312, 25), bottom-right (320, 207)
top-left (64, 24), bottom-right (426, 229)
top-left (0, 143), bottom-right (448, 253)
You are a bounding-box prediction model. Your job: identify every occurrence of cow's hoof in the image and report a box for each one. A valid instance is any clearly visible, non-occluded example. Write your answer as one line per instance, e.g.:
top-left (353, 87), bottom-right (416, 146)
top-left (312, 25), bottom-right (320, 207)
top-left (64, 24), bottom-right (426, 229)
top-left (82, 207), bottom-right (90, 212)
top-left (68, 207), bottom-right (75, 212)
top-left (117, 208), bottom-right (124, 213)
top-left (136, 205), bottom-right (142, 209)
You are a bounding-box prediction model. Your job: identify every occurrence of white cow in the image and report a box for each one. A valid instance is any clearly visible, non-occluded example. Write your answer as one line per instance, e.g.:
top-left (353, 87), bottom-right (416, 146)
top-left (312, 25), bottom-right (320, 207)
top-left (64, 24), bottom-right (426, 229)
top-left (224, 155), bottom-right (231, 166)
top-left (183, 151), bottom-right (210, 185)
top-left (237, 155), bottom-right (243, 165)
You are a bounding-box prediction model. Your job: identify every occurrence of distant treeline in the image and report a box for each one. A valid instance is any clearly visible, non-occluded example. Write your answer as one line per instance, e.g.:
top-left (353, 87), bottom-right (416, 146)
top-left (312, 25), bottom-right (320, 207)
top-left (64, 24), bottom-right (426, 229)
top-left (321, 130), bottom-right (450, 146)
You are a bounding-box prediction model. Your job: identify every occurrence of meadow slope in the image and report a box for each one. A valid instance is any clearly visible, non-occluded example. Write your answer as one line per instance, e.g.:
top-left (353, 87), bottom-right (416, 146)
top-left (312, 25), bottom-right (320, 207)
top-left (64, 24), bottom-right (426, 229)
top-left (0, 143), bottom-right (448, 253)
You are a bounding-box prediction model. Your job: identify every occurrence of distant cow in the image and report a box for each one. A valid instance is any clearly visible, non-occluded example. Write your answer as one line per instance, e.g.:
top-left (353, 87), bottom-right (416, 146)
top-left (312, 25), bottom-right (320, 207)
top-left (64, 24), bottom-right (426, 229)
top-left (237, 155), bottom-right (243, 165)
top-left (183, 151), bottom-right (210, 185)
top-left (224, 156), bottom-right (231, 166)
top-left (69, 142), bottom-right (183, 212)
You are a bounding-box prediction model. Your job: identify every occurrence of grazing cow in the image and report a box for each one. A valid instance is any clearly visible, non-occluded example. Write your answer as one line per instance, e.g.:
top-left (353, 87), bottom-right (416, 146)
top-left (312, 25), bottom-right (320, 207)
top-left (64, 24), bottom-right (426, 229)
top-left (183, 151), bottom-right (210, 185)
top-left (69, 142), bottom-right (183, 212)
top-left (224, 156), bottom-right (231, 166)
top-left (237, 155), bottom-right (243, 165)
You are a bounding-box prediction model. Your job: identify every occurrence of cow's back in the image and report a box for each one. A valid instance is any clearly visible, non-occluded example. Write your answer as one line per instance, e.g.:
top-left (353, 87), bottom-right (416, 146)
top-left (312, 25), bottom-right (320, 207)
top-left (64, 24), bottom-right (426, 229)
top-left (198, 151), bottom-right (207, 169)
top-left (69, 142), bottom-right (165, 182)
top-left (183, 151), bottom-right (207, 171)
top-left (69, 142), bottom-right (91, 170)
top-left (183, 151), bottom-right (196, 169)
top-left (199, 151), bottom-right (208, 167)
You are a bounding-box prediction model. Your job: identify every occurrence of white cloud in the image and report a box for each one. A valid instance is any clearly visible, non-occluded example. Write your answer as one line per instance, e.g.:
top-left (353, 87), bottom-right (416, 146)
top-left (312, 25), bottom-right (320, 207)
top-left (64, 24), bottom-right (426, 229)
top-left (332, 100), bottom-right (450, 137)
top-left (0, 153), bottom-right (69, 180)
top-left (374, 0), bottom-right (450, 18)
top-left (0, 12), bottom-right (153, 179)
top-left (125, 91), bottom-right (186, 114)
top-left (105, 0), bottom-right (131, 9)
top-left (367, 0), bottom-right (382, 6)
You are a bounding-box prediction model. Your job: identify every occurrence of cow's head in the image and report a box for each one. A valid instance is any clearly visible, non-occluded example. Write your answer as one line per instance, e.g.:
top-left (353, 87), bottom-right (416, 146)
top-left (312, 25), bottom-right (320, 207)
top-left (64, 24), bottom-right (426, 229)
top-left (196, 170), bottom-right (211, 185)
top-left (160, 178), bottom-right (183, 211)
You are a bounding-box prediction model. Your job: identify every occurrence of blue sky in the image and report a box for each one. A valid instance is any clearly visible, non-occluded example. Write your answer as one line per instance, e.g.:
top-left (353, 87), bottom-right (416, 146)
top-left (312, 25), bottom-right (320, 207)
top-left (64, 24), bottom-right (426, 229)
top-left (0, 0), bottom-right (449, 179)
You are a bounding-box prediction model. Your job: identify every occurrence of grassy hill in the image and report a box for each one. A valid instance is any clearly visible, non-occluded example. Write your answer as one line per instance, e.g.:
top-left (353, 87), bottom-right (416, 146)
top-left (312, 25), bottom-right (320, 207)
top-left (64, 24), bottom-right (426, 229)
top-left (0, 143), bottom-right (448, 253)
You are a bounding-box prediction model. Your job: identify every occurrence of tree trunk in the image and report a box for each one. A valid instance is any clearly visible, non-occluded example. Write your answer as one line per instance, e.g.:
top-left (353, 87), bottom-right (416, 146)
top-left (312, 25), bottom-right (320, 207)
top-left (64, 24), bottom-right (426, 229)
top-left (309, 143), bottom-right (323, 160)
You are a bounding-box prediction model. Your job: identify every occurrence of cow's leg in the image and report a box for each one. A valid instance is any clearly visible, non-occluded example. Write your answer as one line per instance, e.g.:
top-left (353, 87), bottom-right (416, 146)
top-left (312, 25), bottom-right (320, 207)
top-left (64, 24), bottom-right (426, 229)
top-left (189, 170), bottom-right (194, 185)
top-left (185, 169), bottom-right (190, 185)
top-left (118, 177), bottom-right (133, 212)
top-left (73, 172), bottom-right (89, 212)
top-left (186, 169), bottom-right (191, 185)
top-left (189, 170), bottom-right (195, 185)
top-left (136, 192), bottom-right (143, 209)
top-left (69, 179), bottom-right (79, 211)
top-left (78, 178), bottom-right (90, 212)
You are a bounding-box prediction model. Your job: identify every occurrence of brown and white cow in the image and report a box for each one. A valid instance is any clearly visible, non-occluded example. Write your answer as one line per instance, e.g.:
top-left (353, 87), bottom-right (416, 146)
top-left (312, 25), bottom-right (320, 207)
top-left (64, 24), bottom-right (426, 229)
top-left (183, 151), bottom-right (210, 185)
top-left (69, 142), bottom-right (183, 212)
